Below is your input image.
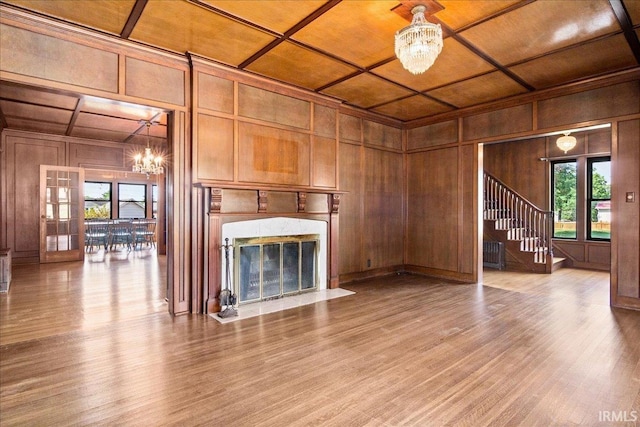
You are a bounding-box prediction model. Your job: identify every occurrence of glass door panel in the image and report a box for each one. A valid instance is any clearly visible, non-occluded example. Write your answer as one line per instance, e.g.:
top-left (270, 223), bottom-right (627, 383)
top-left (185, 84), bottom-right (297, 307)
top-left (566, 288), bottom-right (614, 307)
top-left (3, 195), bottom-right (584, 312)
top-left (301, 241), bottom-right (316, 290)
top-left (262, 244), bottom-right (281, 298)
top-left (239, 245), bottom-right (260, 302)
top-left (282, 243), bottom-right (300, 294)
top-left (40, 166), bottom-right (84, 263)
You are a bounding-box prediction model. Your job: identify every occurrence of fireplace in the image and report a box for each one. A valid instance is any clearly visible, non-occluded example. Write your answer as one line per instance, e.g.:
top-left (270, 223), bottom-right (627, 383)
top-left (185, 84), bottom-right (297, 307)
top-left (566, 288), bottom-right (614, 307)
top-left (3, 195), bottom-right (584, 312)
top-left (220, 217), bottom-right (328, 305)
top-left (236, 234), bottom-right (318, 303)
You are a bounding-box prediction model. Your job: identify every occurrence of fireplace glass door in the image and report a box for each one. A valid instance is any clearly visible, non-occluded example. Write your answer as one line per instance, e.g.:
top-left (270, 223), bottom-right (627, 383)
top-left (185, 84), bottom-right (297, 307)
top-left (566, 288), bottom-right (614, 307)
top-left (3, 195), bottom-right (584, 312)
top-left (236, 236), bottom-right (318, 304)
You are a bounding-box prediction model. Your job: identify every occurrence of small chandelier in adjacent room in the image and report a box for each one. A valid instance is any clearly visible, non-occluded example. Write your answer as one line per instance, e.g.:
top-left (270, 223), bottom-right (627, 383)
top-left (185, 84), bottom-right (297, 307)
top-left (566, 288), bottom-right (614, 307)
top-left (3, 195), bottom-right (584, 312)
top-left (132, 120), bottom-right (164, 178)
top-left (395, 4), bottom-right (443, 75)
top-left (556, 132), bottom-right (577, 153)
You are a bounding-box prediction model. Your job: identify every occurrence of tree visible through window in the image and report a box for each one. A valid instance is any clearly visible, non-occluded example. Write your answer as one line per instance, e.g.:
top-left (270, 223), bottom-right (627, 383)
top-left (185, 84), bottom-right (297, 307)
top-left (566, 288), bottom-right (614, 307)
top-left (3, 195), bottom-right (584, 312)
top-left (588, 157), bottom-right (611, 240)
top-left (84, 182), bottom-right (111, 219)
top-left (552, 161), bottom-right (577, 239)
top-left (552, 157), bottom-right (611, 241)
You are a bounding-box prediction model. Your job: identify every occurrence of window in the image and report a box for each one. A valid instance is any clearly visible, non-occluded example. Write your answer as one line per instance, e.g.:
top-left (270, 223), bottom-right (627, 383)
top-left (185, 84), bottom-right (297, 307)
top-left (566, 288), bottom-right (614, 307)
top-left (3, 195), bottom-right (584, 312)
top-left (588, 157), bottom-right (611, 240)
top-left (84, 182), bottom-right (111, 219)
top-left (118, 183), bottom-right (146, 219)
top-left (552, 160), bottom-right (577, 239)
top-left (552, 156), bottom-right (611, 241)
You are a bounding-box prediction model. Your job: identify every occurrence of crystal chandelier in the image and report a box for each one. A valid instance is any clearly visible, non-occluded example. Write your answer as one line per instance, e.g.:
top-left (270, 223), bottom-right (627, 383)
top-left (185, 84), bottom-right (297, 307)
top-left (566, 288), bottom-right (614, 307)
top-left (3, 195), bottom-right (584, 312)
top-left (395, 5), bottom-right (443, 75)
top-left (132, 120), bottom-right (164, 178)
top-left (556, 132), bottom-right (577, 153)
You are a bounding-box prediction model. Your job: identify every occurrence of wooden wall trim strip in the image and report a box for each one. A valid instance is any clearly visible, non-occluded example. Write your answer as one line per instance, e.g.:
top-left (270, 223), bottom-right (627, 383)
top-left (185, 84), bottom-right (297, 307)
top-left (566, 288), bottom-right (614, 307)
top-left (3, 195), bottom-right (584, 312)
top-left (191, 186), bottom-right (204, 313)
top-left (406, 68), bottom-right (640, 128)
top-left (206, 215), bottom-right (221, 314)
top-left (339, 265), bottom-right (404, 285)
top-left (403, 265), bottom-right (475, 284)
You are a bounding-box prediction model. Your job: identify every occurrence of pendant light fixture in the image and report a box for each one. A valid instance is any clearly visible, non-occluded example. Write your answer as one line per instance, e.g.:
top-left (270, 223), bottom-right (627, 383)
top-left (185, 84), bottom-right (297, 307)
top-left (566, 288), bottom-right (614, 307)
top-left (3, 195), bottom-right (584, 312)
top-left (132, 120), bottom-right (164, 178)
top-left (556, 132), bottom-right (577, 153)
top-left (394, 4), bottom-right (443, 75)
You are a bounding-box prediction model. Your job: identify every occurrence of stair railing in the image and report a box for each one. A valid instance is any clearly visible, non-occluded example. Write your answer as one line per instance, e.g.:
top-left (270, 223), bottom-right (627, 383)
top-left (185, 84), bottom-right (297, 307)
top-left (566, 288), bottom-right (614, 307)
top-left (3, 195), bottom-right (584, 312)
top-left (484, 172), bottom-right (554, 265)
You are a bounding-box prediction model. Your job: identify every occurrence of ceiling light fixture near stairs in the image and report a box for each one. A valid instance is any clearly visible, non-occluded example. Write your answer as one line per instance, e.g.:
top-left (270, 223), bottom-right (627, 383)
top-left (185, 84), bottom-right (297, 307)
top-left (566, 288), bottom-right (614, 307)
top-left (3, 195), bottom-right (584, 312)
top-left (556, 132), bottom-right (577, 153)
top-left (395, 4), bottom-right (443, 75)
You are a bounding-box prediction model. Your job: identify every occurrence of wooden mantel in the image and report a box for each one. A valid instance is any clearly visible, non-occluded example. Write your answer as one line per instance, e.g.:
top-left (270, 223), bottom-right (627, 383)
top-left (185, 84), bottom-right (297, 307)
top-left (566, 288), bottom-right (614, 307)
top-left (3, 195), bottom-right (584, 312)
top-left (203, 186), bottom-right (343, 314)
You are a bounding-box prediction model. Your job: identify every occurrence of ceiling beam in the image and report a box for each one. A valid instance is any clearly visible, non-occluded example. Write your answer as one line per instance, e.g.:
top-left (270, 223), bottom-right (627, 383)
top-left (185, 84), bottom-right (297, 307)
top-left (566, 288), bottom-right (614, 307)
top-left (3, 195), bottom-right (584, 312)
top-left (0, 106), bottom-right (8, 130)
top-left (188, 0), bottom-right (280, 38)
top-left (609, 0), bottom-right (640, 64)
top-left (237, 0), bottom-right (342, 69)
top-left (453, 0), bottom-right (535, 33)
top-left (124, 112), bottom-right (163, 144)
top-left (65, 97), bottom-right (84, 136)
top-left (121, 0), bottom-right (148, 39)
top-left (447, 31), bottom-right (535, 92)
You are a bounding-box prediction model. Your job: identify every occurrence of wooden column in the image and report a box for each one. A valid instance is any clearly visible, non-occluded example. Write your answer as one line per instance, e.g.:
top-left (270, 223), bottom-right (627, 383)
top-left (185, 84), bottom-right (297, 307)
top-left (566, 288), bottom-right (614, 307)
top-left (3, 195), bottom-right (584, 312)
top-left (612, 119), bottom-right (640, 310)
top-left (329, 194), bottom-right (341, 289)
top-left (168, 111), bottom-right (191, 315)
top-left (206, 189), bottom-right (223, 314)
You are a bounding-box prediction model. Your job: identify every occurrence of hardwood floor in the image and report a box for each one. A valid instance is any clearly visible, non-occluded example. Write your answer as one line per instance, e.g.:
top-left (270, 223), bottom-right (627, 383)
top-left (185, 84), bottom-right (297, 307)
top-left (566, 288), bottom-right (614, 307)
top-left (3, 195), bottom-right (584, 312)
top-left (1, 255), bottom-right (639, 426)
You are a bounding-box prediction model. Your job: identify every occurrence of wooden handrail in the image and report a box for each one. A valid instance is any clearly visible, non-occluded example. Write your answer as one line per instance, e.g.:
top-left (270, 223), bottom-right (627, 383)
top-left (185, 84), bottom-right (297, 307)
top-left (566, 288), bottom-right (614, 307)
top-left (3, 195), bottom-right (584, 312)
top-left (484, 172), bottom-right (554, 265)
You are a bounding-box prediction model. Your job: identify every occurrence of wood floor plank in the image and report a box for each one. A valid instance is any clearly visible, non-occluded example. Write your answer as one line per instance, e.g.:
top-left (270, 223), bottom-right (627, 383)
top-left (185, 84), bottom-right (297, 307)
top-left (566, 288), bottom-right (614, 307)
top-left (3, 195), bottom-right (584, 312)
top-left (1, 255), bottom-right (639, 426)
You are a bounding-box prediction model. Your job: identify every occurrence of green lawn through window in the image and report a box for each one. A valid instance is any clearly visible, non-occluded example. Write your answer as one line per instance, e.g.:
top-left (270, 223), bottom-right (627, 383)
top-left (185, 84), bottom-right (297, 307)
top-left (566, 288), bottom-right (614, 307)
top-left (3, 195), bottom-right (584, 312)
top-left (554, 230), bottom-right (610, 239)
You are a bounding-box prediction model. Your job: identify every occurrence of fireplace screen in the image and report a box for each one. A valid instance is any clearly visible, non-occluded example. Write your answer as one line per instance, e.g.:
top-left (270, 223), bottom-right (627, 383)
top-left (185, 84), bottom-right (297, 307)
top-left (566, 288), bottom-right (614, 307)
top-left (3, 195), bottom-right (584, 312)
top-left (235, 235), bottom-right (318, 304)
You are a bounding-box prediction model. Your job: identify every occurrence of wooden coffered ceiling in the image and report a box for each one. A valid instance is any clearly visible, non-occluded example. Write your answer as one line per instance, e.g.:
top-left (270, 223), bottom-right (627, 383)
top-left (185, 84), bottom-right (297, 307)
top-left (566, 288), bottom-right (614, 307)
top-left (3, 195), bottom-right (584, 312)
top-left (1, 0), bottom-right (640, 143)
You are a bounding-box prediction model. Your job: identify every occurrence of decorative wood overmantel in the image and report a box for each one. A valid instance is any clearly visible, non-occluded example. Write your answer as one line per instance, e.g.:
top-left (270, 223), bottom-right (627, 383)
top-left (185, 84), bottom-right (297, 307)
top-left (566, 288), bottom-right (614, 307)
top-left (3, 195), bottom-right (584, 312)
top-left (201, 185), bottom-right (344, 314)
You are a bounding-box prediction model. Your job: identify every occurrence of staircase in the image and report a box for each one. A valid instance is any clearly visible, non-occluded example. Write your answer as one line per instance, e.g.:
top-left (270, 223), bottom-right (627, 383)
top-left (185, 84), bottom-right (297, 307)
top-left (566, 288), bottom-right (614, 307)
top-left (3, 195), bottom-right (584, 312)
top-left (483, 172), bottom-right (564, 273)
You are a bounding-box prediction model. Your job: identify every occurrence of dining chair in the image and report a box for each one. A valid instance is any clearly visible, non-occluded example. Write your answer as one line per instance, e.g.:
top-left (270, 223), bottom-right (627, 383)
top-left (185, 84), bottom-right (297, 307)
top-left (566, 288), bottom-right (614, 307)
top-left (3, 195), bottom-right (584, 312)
top-left (109, 219), bottom-right (133, 250)
top-left (85, 220), bottom-right (109, 252)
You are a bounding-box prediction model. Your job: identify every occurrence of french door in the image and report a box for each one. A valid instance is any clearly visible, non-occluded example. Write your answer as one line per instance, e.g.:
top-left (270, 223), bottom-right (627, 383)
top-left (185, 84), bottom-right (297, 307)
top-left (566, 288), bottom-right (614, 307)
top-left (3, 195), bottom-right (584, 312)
top-left (39, 165), bottom-right (85, 263)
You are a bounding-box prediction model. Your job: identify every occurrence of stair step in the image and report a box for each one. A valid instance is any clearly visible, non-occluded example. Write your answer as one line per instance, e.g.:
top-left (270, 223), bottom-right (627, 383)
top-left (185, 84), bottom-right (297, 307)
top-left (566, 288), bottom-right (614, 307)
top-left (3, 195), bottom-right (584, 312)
top-left (485, 173), bottom-right (556, 274)
top-left (485, 212), bottom-right (515, 221)
top-left (506, 228), bottom-right (526, 239)
top-left (522, 245), bottom-right (547, 253)
top-left (520, 238), bottom-right (542, 251)
top-left (494, 219), bottom-right (520, 229)
top-left (552, 257), bottom-right (566, 272)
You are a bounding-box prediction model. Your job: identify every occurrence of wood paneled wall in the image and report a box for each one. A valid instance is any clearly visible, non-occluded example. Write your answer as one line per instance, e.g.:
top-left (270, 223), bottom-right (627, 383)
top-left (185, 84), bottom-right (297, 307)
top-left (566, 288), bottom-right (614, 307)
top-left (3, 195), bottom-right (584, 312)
top-left (0, 7), bottom-right (191, 315)
top-left (191, 58), bottom-right (340, 191)
top-left (613, 119), bottom-right (640, 308)
top-left (338, 142), bottom-right (363, 275)
top-left (406, 148), bottom-right (460, 273)
top-left (338, 113), bottom-right (404, 283)
top-left (363, 148), bottom-right (403, 271)
top-left (409, 77), bottom-right (639, 309)
top-left (1, 133), bottom-right (66, 260)
top-left (405, 144), bottom-right (479, 283)
top-left (483, 138), bottom-right (547, 208)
